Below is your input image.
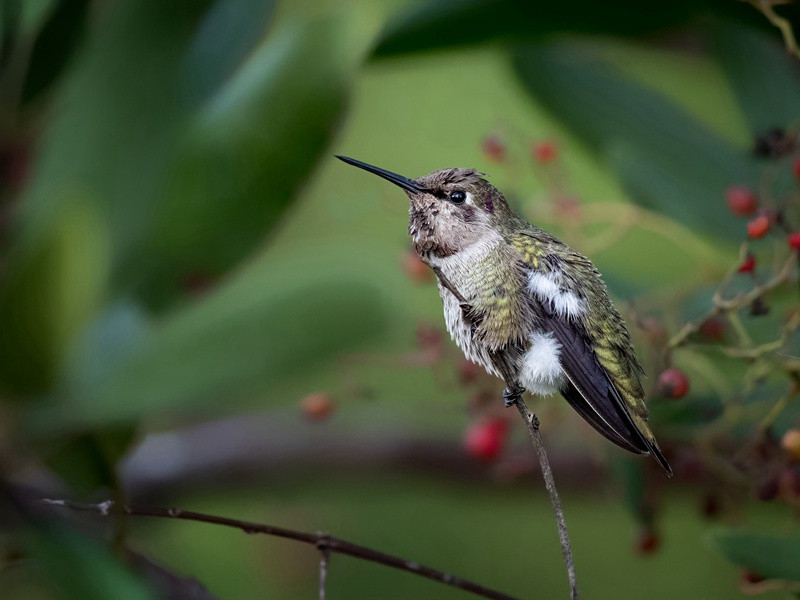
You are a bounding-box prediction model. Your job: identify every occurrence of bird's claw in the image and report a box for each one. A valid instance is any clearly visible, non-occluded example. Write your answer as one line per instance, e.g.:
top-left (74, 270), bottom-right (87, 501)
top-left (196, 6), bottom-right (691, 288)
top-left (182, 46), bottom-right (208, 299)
top-left (502, 385), bottom-right (524, 408)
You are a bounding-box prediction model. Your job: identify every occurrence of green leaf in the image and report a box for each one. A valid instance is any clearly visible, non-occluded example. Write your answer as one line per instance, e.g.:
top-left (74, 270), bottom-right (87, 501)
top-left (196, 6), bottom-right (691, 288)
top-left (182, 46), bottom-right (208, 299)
top-left (708, 20), bottom-right (800, 136)
top-left (511, 40), bottom-right (759, 242)
top-left (15, 0), bottom-right (368, 310)
top-left (145, 13), bottom-right (367, 304)
top-left (180, 0), bottom-right (277, 104)
top-left (648, 396), bottom-right (723, 438)
top-left (28, 523), bottom-right (158, 600)
top-left (0, 198), bottom-right (110, 395)
top-left (19, 0), bottom-right (58, 37)
top-left (26, 251), bottom-right (391, 433)
top-left (21, 0), bottom-right (90, 103)
top-left (374, 0), bottom-right (734, 58)
top-left (711, 530), bottom-right (800, 582)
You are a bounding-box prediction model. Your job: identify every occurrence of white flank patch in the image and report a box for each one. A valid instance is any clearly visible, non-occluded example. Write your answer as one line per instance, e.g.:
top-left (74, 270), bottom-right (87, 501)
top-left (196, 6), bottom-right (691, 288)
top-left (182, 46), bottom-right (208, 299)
top-left (520, 331), bottom-right (564, 396)
top-left (527, 271), bottom-right (585, 319)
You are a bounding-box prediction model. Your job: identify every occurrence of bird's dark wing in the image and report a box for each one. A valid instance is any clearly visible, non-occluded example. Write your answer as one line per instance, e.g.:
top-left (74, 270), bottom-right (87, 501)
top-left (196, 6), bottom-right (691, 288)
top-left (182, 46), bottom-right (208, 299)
top-left (545, 304), bottom-right (671, 473)
top-left (508, 230), bottom-right (671, 474)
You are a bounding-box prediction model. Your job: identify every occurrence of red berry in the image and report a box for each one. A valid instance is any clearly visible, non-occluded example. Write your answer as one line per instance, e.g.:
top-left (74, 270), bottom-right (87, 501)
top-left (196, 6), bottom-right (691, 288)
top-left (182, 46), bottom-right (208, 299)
top-left (457, 358), bottom-right (481, 386)
top-left (747, 215), bottom-right (770, 239)
top-left (554, 195), bottom-right (581, 218)
top-left (300, 392), bottom-right (336, 421)
top-left (779, 465), bottom-right (800, 497)
top-left (402, 252), bottom-right (434, 283)
top-left (741, 570), bottom-right (765, 585)
top-left (532, 140), bottom-right (558, 164)
top-left (756, 477), bottom-right (779, 501)
top-left (725, 186), bottom-right (758, 216)
top-left (657, 368), bottom-right (689, 399)
top-left (698, 317), bottom-right (725, 341)
top-left (700, 493), bottom-right (721, 519)
top-left (180, 270), bottom-right (217, 296)
top-left (481, 135), bottom-right (506, 162)
top-left (793, 159), bottom-right (800, 179)
top-left (788, 232), bottom-right (800, 250)
top-left (635, 529), bottom-right (661, 556)
top-left (737, 253), bottom-right (756, 273)
top-left (464, 418), bottom-right (508, 462)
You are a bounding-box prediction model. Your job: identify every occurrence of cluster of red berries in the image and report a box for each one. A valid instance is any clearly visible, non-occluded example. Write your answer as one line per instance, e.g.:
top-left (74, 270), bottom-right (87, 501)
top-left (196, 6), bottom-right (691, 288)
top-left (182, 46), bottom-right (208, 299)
top-left (725, 184), bottom-right (800, 249)
top-left (480, 134), bottom-right (559, 165)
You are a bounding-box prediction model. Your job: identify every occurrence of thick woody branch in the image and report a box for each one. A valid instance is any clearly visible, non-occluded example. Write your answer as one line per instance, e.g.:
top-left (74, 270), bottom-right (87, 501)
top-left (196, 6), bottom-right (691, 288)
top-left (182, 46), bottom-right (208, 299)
top-left (41, 499), bottom-right (517, 600)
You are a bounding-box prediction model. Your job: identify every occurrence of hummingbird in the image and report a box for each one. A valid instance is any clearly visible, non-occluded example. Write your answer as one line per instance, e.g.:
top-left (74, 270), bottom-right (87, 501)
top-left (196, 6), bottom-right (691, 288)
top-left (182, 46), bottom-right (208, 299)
top-left (337, 155), bottom-right (672, 475)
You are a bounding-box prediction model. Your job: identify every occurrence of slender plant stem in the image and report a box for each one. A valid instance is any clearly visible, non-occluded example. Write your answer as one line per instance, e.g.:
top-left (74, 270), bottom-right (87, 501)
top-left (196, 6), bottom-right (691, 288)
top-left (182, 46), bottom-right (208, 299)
top-left (41, 498), bottom-right (517, 600)
top-left (318, 541), bottom-right (329, 600)
top-left (513, 400), bottom-right (579, 600)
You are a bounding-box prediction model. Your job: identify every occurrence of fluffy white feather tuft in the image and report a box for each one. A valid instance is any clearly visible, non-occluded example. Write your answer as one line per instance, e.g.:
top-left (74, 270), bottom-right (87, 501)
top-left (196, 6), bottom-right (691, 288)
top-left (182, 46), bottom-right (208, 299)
top-left (527, 271), bottom-right (585, 319)
top-left (520, 331), bottom-right (564, 396)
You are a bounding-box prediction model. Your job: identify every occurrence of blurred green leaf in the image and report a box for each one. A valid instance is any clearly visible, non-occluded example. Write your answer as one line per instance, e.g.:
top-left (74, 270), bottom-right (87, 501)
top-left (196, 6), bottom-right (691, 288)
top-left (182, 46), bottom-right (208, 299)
top-left (29, 523), bottom-right (157, 600)
top-left (45, 428), bottom-right (136, 494)
top-left (28, 253), bottom-right (390, 432)
top-left (4, 1), bottom-right (375, 396)
top-left (512, 40), bottom-right (759, 242)
top-left (611, 456), bottom-right (647, 522)
top-left (0, 198), bottom-right (109, 395)
top-left (708, 20), bottom-right (800, 136)
top-left (147, 13), bottom-right (366, 303)
top-left (21, 0), bottom-right (90, 104)
top-left (711, 530), bottom-right (800, 581)
top-left (649, 396), bottom-right (723, 439)
top-left (180, 0), bottom-right (277, 104)
top-left (373, 0), bottom-right (753, 58)
top-left (19, 0), bottom-right (58, 37)
top-left (15, 0), bottom-right (368, 310)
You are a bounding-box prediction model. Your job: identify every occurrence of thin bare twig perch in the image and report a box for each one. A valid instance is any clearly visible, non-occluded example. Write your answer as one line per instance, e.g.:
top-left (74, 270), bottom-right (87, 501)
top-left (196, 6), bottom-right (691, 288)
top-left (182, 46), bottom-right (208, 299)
top-left (41, 498), bottom-right (517, 600)
top-left (513, 400), bottom-right (579, 600)
top-left (318, 539), bottom-right (329, 600)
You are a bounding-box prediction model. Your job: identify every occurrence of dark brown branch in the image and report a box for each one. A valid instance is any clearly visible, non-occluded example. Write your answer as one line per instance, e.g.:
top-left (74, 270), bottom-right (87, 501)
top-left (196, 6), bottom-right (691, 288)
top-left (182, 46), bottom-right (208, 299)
top-left (41, 498), bottom-right (517, 600)
top-left (513, 400), bottom-right (579, 600)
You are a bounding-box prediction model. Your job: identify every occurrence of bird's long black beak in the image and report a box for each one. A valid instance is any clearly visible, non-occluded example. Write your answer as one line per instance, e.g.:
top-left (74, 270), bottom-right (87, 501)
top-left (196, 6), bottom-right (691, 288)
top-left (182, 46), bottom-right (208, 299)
top-left (336, 155), bottom-right (425, 194)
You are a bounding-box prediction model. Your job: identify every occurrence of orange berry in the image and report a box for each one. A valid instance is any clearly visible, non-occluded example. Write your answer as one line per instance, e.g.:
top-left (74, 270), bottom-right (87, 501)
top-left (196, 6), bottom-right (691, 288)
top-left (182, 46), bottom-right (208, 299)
top-left (300, 392), bottom-right (335, 421)
top-left (781, 429), bottom-right (800, 461)
top-left (747, 215), bottom-right (770, 239)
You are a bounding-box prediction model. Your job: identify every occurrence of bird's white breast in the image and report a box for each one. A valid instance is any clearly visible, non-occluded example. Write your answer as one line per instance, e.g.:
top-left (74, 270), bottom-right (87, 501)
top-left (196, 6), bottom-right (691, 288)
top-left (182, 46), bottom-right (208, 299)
top-left (427, 232), bottom-right (504, 377)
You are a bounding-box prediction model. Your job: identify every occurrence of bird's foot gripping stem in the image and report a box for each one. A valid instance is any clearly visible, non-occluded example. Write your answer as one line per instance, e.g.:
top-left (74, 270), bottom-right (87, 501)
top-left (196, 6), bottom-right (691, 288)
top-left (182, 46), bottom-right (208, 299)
top-left (502, 384), bottom-right (525, 408)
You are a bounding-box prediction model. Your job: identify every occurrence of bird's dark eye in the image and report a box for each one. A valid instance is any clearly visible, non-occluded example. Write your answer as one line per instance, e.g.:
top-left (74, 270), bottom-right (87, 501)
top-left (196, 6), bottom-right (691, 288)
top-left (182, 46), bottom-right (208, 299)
top-left (449, 190), bottom-right (466, 205)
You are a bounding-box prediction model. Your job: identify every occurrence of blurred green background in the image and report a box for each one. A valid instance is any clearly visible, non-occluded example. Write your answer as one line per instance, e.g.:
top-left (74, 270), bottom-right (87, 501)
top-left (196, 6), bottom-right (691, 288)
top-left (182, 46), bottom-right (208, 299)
top-left (1, 0), bottom-right (800, 598)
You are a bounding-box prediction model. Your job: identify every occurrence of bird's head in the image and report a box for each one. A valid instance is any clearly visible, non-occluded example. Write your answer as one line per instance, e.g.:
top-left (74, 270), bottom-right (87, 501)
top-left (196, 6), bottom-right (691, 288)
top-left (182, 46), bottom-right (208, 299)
top-left (337, 156), bottom-right (512, 257)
